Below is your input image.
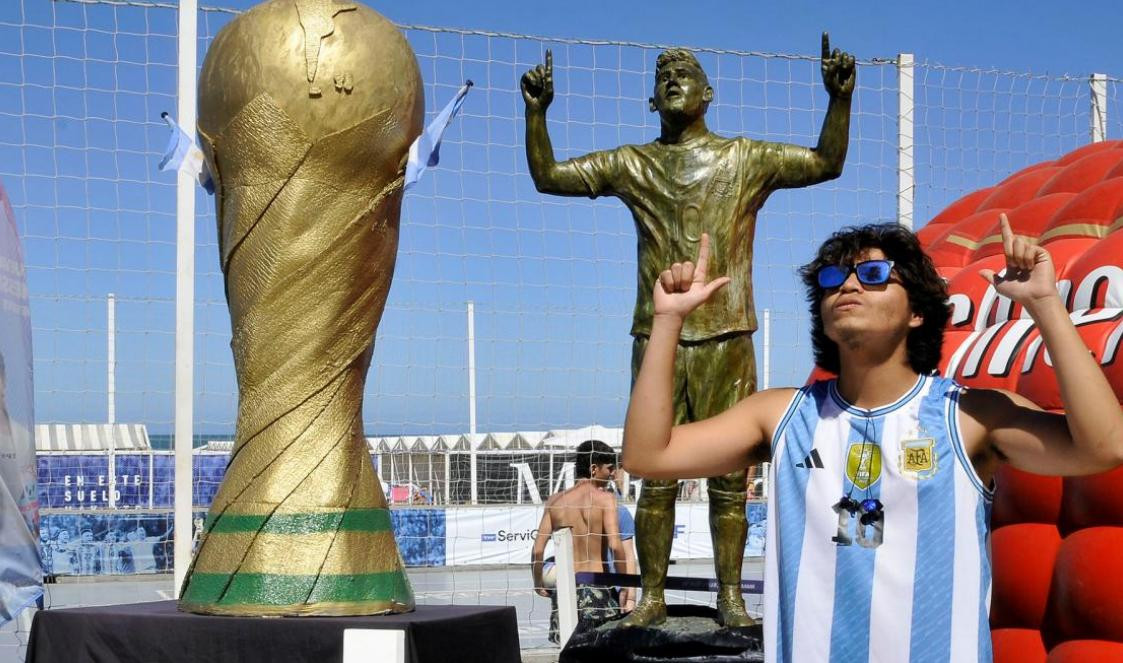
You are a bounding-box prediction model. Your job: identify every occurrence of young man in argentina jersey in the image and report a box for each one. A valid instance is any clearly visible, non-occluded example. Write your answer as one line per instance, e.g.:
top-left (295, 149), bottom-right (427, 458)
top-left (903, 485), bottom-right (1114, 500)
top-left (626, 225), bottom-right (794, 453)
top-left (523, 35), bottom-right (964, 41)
top-left (621, 220), bottom-right (1123, 663)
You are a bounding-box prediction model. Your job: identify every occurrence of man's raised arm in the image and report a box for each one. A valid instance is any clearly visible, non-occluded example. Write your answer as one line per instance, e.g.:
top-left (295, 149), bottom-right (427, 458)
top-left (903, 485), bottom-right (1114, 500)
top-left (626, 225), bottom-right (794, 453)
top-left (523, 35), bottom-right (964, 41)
top-left (522, 49), bottom-right (595, 195)
top-left (621, 235), bottom-right (780, 479)
top-left (769, 33), bottom-right (854, 188)
top-left (962, 214), bottom-right (1123, 476)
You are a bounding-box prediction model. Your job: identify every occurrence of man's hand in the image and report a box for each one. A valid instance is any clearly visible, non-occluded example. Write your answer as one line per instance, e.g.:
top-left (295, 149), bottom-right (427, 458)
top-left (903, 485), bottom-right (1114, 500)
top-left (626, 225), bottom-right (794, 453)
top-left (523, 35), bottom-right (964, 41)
top-left (535, 586), bottom-right (551, 598)
top-left (521, 49), bottom-right (554, 112)
top-left (978, 213), bottom-right (1058, 308)
top-left (821, 33), bottom-right (855, 99)
top-left (652, 233), bottom-right (731, 322)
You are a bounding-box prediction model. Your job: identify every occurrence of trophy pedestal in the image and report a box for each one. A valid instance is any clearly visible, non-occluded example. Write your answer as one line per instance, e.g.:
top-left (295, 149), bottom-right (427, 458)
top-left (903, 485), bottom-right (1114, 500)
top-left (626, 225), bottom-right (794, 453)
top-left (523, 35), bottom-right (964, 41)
top-left (27, 599), bottom-right (519, 663)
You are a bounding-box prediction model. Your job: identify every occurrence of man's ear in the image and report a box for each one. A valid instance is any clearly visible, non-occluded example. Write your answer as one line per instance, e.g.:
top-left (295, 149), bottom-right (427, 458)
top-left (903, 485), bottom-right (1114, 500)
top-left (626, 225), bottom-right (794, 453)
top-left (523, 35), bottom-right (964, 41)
top-left (909, 311), bottom-right (924, 329)
top-left (703, 86), bottom-right (714, 103)
top-left (649, 96), bottom-right (657, 112)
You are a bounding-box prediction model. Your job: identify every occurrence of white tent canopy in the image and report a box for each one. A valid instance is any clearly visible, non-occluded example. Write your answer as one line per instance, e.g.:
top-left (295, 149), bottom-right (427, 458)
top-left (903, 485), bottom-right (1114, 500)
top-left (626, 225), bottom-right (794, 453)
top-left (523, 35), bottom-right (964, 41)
top-left (365, 425), bottom-right (623, 452)
top-left (35, 423), bottom-right (151, 452)
top-left (33, 423), bottom-right (623, 454)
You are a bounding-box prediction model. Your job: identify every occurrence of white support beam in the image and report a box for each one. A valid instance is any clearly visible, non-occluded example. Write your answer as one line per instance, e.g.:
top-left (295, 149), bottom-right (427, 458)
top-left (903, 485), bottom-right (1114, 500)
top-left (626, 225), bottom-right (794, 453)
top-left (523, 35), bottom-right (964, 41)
top-left (173, 0), bottom-right (198, 596)
top-left (1091, 73), bottom-right (1108, 143)
top-left (468, 301), bottom-right (478, 504)
top-left (761, 308), bottom-right (771, 390)
top-left (897, 53), bottom-right (915, 230)
top-left (107, 292), bottom-right (115, 424)
top-left (553, 527), bottom-right (578, 646)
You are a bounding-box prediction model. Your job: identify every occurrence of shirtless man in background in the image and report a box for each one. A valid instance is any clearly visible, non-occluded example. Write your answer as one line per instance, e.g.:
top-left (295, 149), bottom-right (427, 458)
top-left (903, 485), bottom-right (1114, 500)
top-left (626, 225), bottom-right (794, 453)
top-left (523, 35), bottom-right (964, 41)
top-left (532, 439), bottom-right (633, 643)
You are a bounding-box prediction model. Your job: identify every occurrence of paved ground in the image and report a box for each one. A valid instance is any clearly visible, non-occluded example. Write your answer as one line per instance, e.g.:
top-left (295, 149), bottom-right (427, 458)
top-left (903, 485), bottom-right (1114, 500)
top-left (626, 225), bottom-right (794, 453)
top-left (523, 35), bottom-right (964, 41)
top-left (0, 559), bottom-right (765, 663)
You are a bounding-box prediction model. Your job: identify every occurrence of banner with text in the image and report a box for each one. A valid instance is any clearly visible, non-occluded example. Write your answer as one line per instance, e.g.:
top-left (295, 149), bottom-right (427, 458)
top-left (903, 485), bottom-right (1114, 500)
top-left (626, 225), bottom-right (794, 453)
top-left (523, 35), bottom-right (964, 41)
top-left (0, 180), bottom-right (42, 622)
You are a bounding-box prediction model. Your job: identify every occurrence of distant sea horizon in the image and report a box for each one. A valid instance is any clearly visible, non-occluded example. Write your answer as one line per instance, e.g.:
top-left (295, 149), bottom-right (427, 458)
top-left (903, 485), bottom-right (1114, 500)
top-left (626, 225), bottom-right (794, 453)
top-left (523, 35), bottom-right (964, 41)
top-left (145, 432), bottom-right (407, 450)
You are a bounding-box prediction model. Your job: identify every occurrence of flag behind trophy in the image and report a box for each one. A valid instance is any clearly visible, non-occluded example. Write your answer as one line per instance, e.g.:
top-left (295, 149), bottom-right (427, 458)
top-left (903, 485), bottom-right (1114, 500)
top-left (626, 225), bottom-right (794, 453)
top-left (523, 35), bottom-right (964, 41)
top-left (0, 177), bottom-right (43, 624)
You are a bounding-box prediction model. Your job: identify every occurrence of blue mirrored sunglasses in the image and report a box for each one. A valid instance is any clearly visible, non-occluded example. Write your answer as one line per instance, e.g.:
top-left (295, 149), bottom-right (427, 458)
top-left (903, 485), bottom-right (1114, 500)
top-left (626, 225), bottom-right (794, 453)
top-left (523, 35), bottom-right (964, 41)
top-left (816, 260), bottom-right (895, 289)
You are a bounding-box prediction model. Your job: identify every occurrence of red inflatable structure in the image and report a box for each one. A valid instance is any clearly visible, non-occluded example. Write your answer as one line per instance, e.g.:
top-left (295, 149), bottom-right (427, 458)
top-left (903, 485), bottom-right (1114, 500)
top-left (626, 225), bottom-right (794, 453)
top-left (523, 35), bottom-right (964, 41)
top-left (920, 139), bottom-right (1123, 662)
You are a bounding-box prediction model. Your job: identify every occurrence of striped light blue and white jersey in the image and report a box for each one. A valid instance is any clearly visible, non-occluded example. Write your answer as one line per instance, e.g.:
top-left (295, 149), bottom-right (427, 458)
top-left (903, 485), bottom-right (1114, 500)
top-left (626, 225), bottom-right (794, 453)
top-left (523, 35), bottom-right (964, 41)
top-left (764, 374), bottom-right (993, 663)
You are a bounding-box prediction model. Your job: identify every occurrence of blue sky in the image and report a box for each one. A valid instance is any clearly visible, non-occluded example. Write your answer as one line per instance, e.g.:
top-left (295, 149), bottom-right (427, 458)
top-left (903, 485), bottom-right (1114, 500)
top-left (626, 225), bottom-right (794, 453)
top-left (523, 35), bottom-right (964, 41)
top-left (0, 0), bottom-right (1118, 439)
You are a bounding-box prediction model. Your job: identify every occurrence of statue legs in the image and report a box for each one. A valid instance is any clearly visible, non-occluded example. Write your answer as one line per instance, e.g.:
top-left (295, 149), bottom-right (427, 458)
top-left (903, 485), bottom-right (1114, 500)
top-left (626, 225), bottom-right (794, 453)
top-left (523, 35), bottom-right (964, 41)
top-left (620, 479), bottom-right (678, 626)
top-left (709, 469), bottom-right (753, 627)
top-left (623, 333), bottom-right (757, 628)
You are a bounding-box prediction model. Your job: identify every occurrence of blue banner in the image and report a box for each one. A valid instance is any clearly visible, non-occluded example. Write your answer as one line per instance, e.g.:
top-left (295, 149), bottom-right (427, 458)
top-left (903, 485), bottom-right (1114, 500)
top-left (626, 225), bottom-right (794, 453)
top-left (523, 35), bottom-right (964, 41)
top-left (193, 454), bottom-right (228, 508)
top-left (152, 454), bottom-right (174, 508)
top-left (391, 508), bottom-right (446, 567)
top-left (40, 512), bottom-right (175, 576)
top-left (0, 179), bottom-right (43, 622)
top-left (37, 455), bottom-right (111, 508)
top-left (114, 454), bottom-right (150, 508)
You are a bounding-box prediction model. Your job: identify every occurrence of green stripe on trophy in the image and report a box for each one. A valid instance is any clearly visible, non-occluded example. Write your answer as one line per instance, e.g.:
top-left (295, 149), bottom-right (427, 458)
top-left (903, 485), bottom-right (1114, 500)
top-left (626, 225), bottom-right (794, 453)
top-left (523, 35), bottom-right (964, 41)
top-left (204, 507), bottom-right (392, 535)
top-left (181, 570), bottom-right (412, 606)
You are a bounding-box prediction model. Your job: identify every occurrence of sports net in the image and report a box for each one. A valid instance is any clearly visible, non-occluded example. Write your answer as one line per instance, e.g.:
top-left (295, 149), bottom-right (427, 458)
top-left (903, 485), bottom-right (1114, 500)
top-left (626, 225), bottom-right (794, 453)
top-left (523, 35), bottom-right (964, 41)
top-left (0, 0), bottom-right (1119, 657)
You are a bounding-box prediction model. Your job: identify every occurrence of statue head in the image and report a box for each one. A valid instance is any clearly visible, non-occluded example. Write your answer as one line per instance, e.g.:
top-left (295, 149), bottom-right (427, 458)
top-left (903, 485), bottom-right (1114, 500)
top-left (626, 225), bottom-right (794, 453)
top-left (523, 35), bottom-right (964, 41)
top-left (649, 49), bottom-right (713, 122)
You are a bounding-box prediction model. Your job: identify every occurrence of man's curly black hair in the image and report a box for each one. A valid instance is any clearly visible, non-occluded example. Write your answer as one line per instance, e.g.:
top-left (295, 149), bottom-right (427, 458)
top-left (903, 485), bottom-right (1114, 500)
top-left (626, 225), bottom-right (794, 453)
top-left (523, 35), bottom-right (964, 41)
top-left (799, 223), bottom-right (950, 375)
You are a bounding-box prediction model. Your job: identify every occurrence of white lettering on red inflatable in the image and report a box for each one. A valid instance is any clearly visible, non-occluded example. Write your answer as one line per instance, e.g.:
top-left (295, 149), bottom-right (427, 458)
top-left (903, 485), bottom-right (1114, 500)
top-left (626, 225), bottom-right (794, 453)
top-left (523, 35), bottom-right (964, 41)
top-left (987, 319), bottom-right (1036, 377)
top-left (1104, 320), bottom-right (1123, 365)
top-left (948, 293), bottom-right (973, 328)
top-left (960, 323), bottom-right (1009, 378)
top-left (1070, 265), bottom-right (1123, 311)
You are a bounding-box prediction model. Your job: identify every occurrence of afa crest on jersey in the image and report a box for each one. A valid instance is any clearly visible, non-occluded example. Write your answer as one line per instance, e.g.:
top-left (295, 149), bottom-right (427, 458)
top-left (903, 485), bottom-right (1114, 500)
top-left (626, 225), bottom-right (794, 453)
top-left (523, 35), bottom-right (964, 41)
top-left (899, 437), bottom-right (937, 479)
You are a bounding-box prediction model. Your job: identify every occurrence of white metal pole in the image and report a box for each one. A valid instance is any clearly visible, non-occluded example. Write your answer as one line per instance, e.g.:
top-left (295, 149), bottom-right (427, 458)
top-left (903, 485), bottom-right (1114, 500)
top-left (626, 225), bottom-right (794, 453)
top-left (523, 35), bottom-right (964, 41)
top-left (107, 293), bottom-right (116, 424)
top-left (468, 301), bottom-right (478, 505)
top-left (443, 452), bottom-right (451, 505)
top-left (173, 0), bottom-right (198, 596)
top-left (554, 527), bottom-right (578, 645)
top-left (1091, 73), bottom-right (1108, 143)
top-left (148, 450), bottom-right (155, 509)
top-left (107, 293), bottom-right (118, 508)
top-left (761, 308), bottom-right (771, 391)
top-left (107, 428), bottom-right (117, 509)
top-left (897, 53), bottom-right (915, 230)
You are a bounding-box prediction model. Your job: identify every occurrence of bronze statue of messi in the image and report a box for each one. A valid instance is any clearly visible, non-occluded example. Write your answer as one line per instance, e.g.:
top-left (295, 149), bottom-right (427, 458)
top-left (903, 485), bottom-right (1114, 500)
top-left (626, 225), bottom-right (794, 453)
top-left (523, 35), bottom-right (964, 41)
top-left (521, 34), bottom-right (855, 627)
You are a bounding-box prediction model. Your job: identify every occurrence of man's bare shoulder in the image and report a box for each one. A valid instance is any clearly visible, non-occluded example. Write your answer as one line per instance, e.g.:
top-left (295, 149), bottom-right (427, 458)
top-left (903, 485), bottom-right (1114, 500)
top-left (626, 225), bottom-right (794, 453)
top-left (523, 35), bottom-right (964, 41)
top-left (958, 386), bottom-right (1037, 426)
top-left (591, 488), bottom-right (616, 507)
top-left (739, 386), bottom-right (801, 415)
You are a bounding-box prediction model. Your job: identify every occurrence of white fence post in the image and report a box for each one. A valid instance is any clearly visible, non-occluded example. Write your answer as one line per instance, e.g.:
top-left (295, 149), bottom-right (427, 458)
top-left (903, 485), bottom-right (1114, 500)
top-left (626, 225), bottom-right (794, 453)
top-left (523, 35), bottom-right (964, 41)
top-left (468, 301), bottom-right (478, 505)
top-left (173, 0), bottom-right (198, 596)
top-left (553, 527), bottom-right (578, 646)
top-left (761, 308), bottom-right (771, 390)
top-left (898, 53), bottom-right (915, 230)
top-left (107, 293), bottom-right (115, 424)
top-left (1091, 73), bottom-right (1108, 143)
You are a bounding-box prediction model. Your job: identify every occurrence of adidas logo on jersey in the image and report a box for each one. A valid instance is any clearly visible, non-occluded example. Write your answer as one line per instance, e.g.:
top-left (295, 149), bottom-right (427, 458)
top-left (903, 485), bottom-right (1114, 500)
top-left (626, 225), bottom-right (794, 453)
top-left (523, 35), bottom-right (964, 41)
top-left (795, 448), bottom-right (824, 469)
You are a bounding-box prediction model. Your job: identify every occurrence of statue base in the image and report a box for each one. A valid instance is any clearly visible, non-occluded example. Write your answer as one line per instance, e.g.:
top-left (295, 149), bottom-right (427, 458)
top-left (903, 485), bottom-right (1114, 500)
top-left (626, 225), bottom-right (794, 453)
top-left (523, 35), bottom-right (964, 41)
top-left (26, 599), bottom-right (519, 663)
top-left (561, 605), bottom-right (764, 662)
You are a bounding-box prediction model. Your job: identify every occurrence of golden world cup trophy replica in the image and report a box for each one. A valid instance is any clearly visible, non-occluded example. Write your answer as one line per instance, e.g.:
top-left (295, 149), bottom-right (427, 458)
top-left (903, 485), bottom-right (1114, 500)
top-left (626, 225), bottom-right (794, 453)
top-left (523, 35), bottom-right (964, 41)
top-left (178, 0), bottom-right (422, 616)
